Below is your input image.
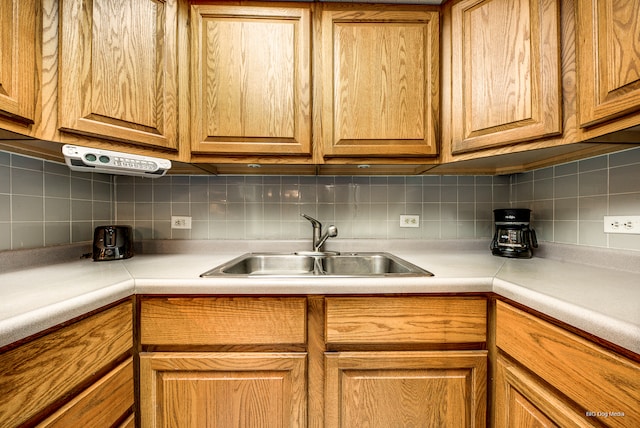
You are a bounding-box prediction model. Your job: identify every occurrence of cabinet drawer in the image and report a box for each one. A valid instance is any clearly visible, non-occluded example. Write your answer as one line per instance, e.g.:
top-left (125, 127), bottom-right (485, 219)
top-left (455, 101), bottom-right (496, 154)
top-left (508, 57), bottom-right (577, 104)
top-left (38, 358), bottom-right (134, 427)
top-left (140, 297), bottom-right (307, 346)
top-left (496, 301), bottom-right (640, 428)
top-left (325, 297), bottom-right (486, 345)
top-left (0, 301), bottom-right (132, 427)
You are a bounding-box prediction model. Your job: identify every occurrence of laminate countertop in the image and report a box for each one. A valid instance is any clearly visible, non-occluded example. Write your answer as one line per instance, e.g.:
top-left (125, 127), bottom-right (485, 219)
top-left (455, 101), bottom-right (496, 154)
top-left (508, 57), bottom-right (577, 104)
top-left (1, 240), bottom-right (638, 354)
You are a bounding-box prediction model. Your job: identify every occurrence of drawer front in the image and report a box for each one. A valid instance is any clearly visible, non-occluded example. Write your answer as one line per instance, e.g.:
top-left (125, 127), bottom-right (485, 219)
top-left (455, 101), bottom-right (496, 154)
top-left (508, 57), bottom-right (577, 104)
top-left (140, 297), bottom-right (307, 346)
top-left (496, 301), bottom-right (640, 428)
top-left (0, 301), bottom-right (133, 427)
top-left (325, 297), bottom-right (486, 345)
top-left (38, 358), bottom-right (134, 427)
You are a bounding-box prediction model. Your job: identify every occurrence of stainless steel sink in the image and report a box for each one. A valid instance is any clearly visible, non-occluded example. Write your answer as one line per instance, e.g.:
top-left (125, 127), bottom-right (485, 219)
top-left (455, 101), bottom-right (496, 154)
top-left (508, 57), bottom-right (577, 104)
top-left (216, 253), bottom-right (315, 276)
top-left (321, 253), bottom-right (428, 275)
top-left (200, 252), bottom-right (433, 277)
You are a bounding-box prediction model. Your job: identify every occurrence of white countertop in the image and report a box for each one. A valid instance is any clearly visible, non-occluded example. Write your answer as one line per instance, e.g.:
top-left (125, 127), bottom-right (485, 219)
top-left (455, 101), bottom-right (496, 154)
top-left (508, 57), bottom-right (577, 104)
top-left (1, 240), bottom-right (638, 354)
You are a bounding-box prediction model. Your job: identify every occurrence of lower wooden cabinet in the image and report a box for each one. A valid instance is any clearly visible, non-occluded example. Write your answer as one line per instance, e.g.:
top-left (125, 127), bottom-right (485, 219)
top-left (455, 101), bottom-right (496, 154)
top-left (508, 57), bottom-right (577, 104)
top-left (11, 293), bottom-right (638, 427)
top-left (496, 301), bottom-right (640, 428)
top-left (495, 356), bottom-right (593, 427)
top-left (140, 352), bottom-right (307, 427)
top-left (38, 358), bottom-right (135, 427)
top-left (136, 295), bottom-right (639, 427)
top-left (0, 300), bottom-right (133, 427)
top-left (139, 296), bottom-right (309, 427)
top-left (325, 350), bottom-right (487, 427)
top-left (138, 295), bottom-right (489, 427)
top-left (324, 296), bottom-right (488, 427)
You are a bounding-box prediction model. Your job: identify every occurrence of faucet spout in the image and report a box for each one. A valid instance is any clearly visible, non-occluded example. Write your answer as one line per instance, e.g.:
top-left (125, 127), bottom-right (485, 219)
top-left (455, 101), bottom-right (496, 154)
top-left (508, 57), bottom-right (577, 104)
top-left (301, 214), bottom-right (338, 252)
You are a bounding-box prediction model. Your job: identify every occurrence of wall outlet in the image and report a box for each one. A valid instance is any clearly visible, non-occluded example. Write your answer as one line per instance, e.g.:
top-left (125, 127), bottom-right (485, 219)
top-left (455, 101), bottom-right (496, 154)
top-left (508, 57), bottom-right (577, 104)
top-left (171, 216), bottom-right (192, 230)
top-left (400, 215), bottom-right (420, 228)
top-left (603, 216), bottom-right (640, 234)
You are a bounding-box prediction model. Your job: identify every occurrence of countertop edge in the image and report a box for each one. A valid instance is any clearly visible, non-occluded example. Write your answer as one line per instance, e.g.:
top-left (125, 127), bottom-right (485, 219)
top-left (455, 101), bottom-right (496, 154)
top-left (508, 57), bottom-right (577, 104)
top-left (0, 279), bottom-right (134, 349)
top-left (492, 278), bottom-right (640, 355)
top-left (1, 244), bottom-right (638, 355)
top-left (133, 276), bottom-right (496, 295)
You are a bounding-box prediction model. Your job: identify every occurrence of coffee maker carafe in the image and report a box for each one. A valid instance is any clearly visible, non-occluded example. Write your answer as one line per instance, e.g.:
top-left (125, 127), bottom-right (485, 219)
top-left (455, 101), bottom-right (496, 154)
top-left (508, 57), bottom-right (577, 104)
top-left (491, 209), bottom-right (538, 258)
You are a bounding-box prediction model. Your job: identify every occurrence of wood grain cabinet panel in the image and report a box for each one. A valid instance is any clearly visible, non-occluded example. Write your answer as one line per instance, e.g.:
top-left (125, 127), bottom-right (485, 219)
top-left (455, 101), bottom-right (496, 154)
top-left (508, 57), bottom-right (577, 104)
top-left (58, 0), bottom-right (180, 151)
top-left (140, 352), bottom-right (307, 427)
top-left (0, 0), bottom-right (37, 127)
top-left (325, 296), bottom-right (486, 345)
top-left (451, 0), bottom-right (562, 154)
top-left (325, 351), bottom-right (487, 427)
top-left (0, 301), bottom-right (133, 427)
top-left (496, 301), bottom-right (640, 428)
top-left (577, 0), bottom-right (640, 127)
top-left (37, 358), bottom-right (134, 427)
top-left (320, 7), bottom-right (439, 157)
top-left (140, 297), bottom-right (307, 346)
top-left (495, 356), bottom-right (594, 428)
top-left (190, 5), bottom-right (311, 156)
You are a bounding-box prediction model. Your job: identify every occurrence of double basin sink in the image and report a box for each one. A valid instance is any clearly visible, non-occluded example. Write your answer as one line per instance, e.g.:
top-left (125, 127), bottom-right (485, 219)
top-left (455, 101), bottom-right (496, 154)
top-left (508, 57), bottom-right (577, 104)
top-left (200, 252), bottom-right (433, 277)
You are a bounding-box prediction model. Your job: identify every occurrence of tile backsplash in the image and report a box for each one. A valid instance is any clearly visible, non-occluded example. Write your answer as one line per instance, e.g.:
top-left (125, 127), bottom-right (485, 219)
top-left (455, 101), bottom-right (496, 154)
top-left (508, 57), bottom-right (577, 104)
top-left (1, 146), bottom-right (640, 252)
top-left (512, 146), bottom-right (640, 251)
top-left (0, 151), bottom-right (113, 251)
top-left (113, 174), bottom-right (510, 241)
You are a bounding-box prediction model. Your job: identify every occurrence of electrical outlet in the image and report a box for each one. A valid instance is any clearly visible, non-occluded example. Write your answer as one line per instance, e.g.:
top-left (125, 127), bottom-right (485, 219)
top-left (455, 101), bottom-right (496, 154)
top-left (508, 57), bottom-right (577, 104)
top-left (400, 215), bottom-right (420, 228)
top-left (603, 216), bottom-right (640, 234)
top-left (171, 216), bottom-right (192, 230)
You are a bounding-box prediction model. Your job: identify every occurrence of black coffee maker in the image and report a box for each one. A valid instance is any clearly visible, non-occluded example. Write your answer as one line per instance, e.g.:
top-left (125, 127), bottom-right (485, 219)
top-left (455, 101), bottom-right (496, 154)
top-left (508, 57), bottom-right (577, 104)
top-left (491, 209), bottom-right (538, 258)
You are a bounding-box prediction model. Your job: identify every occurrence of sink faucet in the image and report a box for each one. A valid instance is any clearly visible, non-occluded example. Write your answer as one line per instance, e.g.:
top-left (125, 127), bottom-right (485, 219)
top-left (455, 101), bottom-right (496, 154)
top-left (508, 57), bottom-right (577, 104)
top-left (301, 214), bottom-right (338, 252)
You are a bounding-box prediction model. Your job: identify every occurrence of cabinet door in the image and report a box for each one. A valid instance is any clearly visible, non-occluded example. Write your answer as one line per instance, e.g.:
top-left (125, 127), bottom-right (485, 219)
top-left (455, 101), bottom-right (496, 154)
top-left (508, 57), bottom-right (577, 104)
top-left (496, 301), bottom-right (640, 428)
top-left (320, 7), bottom-right (439, 157)
top-left (0, 301), bottom-right (132, 427)
top-left (37, 359), bottom-right (134, 427)
top-left (190, 5), bottom-right (311, 156)
top-left (0, 0), bottom-right (37, 126)
top-left (140, 352), bottom-right (307, 427)
top-left (59, 0), bottom-right (180, 151)
top-left (577, 0), bottom-right (640, 127)
top-left (451, 0), bottom-right (562, 154)
top-left (325, 351), bottom-right (487, 427)
top-left (495, 357), bottom-right (594, 427)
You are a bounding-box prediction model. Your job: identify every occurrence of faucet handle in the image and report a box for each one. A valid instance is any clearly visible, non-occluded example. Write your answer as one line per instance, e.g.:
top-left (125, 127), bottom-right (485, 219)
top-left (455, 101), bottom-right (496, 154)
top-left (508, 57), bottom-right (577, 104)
top-left (301, 213), bottom-right (321, 228)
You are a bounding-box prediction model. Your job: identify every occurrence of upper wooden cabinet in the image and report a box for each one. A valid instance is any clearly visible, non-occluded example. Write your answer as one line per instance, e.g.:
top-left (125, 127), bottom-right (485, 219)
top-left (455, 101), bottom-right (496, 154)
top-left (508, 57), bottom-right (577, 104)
top-left (319, 6), bottom-right (440, 158)
top-left (0, 0), bottom-right (38, 129)
top-left (58, 0), bottom-right (181, 152)
top-left (577, 0), bottom-right (640, 127)
top-left (190, 5), bottom-right (311, 157)
top-left (450, 0), bottom-right (562, 154)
